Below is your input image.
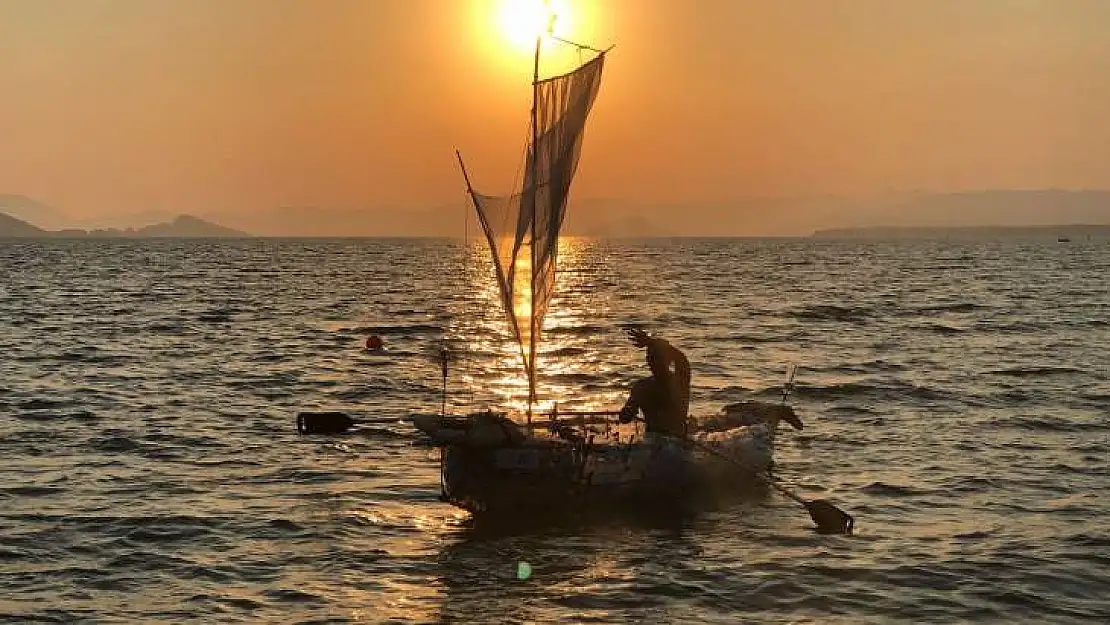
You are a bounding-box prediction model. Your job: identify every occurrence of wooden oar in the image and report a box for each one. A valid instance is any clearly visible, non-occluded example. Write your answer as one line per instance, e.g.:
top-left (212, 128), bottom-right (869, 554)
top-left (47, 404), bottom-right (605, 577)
top-left (296, 411), bottom-right (409, 434)
top-left (619, 405), bottom-right (853, 535)
top-left (685, 437), bottom-right (854, 535)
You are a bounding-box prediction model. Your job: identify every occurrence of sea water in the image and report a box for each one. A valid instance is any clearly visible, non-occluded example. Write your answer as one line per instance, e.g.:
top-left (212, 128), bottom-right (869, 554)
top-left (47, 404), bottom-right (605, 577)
top-left (2, 237), bottom-right (1107, 623)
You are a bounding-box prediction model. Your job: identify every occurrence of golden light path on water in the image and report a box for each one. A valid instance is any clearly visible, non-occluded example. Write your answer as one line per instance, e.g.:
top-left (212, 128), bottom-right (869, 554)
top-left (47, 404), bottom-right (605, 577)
top-left (458, 236), bottom-right (625, 415)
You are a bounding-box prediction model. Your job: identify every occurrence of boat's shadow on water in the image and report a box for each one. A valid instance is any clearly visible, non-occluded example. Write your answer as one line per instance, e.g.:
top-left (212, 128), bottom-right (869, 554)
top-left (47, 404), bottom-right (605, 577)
top-left (430, 488), bottom-right (773, 622)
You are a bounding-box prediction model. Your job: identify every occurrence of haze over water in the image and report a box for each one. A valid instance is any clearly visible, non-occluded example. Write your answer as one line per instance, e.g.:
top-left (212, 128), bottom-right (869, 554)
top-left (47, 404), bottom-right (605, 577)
top-left (2, 237), bottom-right (1107, 623)
top-left (3, 1), bottom-right (1110, 233)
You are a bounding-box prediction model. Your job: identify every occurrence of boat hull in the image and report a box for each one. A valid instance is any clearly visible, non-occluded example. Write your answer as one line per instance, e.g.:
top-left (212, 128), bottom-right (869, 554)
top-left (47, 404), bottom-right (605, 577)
top-left (438, 424), bottom-right (775, 517)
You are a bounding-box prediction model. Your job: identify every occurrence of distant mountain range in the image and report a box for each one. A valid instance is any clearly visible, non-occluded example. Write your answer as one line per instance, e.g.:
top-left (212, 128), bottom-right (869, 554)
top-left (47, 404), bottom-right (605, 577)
top-left (2, 188), bottom-right (1108, 237)
top-left (812, 224), bottom-right (1110, 239)
top-left (565, 189), bottom-right (1110, 237)
top-left (826, 189), bottom-right (1110, 231)
top-left (0, 213), bottom-right (250, 238)
top-left (0, 194), bottom-right (71, 230)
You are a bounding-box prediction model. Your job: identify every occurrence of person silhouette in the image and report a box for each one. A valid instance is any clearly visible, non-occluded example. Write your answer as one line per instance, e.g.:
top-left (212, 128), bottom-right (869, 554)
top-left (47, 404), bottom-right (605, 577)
top-left (619, 328), bottom-right (690, 437)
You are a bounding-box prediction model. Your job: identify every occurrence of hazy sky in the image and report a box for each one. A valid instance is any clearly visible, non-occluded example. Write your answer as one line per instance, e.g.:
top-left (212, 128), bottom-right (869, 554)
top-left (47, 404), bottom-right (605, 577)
top-left (2, 0), bottom-right (1109, 229)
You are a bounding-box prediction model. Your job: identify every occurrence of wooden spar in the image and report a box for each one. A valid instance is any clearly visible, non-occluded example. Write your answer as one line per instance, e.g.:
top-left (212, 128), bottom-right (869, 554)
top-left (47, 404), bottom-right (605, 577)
top-left (549, 35), bottom-right (610, 54)
top-left (527, 34), bottom-right (541, 427)
top-left (454, 150), bottom-right (480, 209)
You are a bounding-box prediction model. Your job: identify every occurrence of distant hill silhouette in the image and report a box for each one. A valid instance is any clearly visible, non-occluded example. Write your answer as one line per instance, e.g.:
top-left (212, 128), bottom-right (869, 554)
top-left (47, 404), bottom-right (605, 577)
top-left (0, 212), bottom-right (48, 237)
top-left (813, 224), bottom-right (1110, 239)
top-left (810, 190), bottom-right (1110, 239)
top-left (3, 188), bottom-right (1108, 237)
top-left (0, 213), bottom-right (250, 238)
top-left (857, 189), bottom-right (1110, 229)
top-left (180, 189), bottom-right (1110, 237)
top-left (130, 215), bottom-right (249, 237)
top-left (0, 194), bottom-right (70, 230)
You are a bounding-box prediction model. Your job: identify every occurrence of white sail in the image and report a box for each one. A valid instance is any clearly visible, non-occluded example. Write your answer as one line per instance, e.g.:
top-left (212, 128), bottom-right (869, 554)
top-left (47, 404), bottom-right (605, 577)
top-left (460, 51), bottom-right (606, 407)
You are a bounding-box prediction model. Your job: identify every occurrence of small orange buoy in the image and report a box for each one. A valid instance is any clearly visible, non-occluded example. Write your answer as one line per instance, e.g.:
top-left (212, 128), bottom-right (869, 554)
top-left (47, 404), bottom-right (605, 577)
top-left (365, 335), bottom-right (384, 351)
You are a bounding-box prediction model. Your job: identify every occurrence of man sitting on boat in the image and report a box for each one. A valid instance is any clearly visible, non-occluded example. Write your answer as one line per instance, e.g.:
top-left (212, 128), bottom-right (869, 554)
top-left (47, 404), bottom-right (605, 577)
top-left (619, 328), bottom-right (691, 436)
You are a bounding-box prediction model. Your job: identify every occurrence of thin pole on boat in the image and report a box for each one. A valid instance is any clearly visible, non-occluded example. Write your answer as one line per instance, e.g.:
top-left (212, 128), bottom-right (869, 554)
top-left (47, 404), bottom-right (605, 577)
top-left (526, 32), bottom-right (542, 427)
top-left (439, 345), bottom-right (450, 418)
top-left (454, 151), bottom-right (479, 206)
top-left (781, 364), bottom-right (797, 404)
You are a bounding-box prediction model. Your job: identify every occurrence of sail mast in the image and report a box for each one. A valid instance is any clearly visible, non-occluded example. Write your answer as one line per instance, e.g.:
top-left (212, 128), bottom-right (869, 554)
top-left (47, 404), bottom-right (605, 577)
top-left (527, 33), bottom-right (541, 426)
top-left (460, 19), bottom-right (605, 428)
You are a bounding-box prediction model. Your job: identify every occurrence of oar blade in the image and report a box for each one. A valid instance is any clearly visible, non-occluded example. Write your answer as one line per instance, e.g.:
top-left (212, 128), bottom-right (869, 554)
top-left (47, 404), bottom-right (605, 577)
top-left (804, 499), bottom-right (854, 535)
top-left (297, 411), bottom-right (355, 434)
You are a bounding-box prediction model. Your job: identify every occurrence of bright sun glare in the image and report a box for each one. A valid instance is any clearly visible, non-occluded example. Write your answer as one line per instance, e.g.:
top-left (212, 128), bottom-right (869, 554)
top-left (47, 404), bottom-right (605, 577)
top-left (497, 0), bottom-right (572, 52)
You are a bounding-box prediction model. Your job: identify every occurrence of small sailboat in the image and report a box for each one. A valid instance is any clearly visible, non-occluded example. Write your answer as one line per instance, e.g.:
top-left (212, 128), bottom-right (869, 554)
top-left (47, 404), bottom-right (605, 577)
top-left (414, 30), bottom-right (804, 518)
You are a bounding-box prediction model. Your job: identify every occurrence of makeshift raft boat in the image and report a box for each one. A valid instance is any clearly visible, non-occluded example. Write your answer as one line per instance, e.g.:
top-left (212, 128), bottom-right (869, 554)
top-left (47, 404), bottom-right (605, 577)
top-left (412, 401), bottom-right (803, 515)
top-left (435, 28), bottom-right (815, 518)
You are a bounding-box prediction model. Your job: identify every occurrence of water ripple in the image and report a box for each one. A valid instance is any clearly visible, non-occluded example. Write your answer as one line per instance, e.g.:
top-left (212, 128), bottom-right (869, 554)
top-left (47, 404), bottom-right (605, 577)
top-left (2, 238), bottom-right (1108, 623)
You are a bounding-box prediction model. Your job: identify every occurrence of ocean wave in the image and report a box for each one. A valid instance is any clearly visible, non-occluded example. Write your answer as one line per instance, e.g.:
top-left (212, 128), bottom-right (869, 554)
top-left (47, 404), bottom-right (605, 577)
top-left (351, 323), bottom-right (444, 336)
top-left (42, 409), bottom-right (99, 423)
top-left (146, 320), bottom-right (189, 334)
top-left (858, 482), bottom-right (929, 497)
top-left (197, 310), bottom-right (234, 323)
top-left (722, 332), bottom-right (786, 344)
top-left (549, 372), bottom-right (605, 384)
top-left (787, 304), bottom-right (872, 323)
top-left (0, 547), bottom-right (33, 561)
top-left (545, 324), bottom-right (607, 336)
top-left (1079, 391), bottom-right (1110, 402)
top-left (247, 468), bottom-right (349, 485)
top-left (706, 385), bottom-right (753, 400)
top-left (953, 530), bottom-right (995, 540)
top-left (1065, 533), bottom-right (1110, 548)
top-left (91, 436), bottom-right (141, 453)
top-left (986, 366), bottom-right (1084, 377)
top-left (265, 588), bottom-right (327, 604)
top-left (977, 320), bottom-right (1051, 333)
top-left (1, 609), bottom-right (100, 624)
top-left (927, 323), bottom-right (968, 334)
top-left (0, 486), bottom-right (66, 497)
top-left (918, 302), bottom-right (985, 314)
top-left (123, 524), bottom-right (215, 545)
top-left (547, 347), bottom-right (588, 358)
top-left (942, 476), bottom-right (1007, 494)
top-left (54, 349), bottom-right (133, 365)
top-left (795, 380), bottom-right (956, 403)
top-left (187, 594), bottom-right (265, 612)
top-left (823, 404), bottom-right (879, 416)
top-left (986, 415), bottom-right (1107, 432)
top-left (17, 398), bottom-right (73, 410)
top-left (832, 360), bottom-right (907, 374)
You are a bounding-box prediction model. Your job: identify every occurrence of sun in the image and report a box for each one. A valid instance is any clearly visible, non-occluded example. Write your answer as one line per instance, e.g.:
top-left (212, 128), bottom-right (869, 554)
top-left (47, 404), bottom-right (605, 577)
top-left (496, 0), bottom-right (572, 52)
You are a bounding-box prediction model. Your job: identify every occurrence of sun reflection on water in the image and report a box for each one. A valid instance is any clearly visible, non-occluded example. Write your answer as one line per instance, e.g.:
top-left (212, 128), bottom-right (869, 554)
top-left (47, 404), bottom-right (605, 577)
top-left (446, 236), bottom-right (622, 415)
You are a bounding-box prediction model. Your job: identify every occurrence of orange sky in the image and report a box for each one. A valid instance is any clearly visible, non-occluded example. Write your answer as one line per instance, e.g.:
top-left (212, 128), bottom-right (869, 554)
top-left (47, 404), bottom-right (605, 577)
top-left (1, 0), bottom-right (1109, 231)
